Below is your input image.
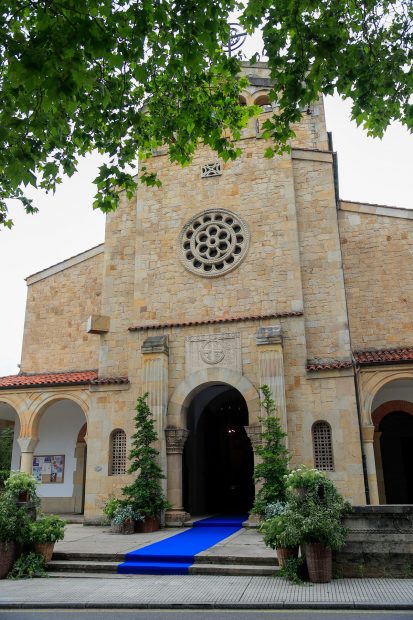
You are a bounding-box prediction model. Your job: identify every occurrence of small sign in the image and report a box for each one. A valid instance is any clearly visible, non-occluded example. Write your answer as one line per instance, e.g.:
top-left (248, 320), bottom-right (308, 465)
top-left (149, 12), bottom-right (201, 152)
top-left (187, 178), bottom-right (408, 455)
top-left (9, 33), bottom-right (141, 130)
top-left (32, 455), bottom-right (65, 484)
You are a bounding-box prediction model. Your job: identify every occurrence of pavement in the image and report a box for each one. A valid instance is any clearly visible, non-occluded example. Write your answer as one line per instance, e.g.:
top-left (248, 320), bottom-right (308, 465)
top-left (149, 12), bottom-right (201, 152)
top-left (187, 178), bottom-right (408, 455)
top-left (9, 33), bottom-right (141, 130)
top-left (0, 523), bottom-right (412, 610)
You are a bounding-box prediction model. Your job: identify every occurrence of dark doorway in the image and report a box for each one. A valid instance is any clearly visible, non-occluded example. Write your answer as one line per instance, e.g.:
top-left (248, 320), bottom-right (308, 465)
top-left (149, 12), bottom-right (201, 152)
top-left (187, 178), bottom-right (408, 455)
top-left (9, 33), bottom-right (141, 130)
top-left (379, 411), bottom-right (413, 503)
top-left (183, 385), bottom-right (254, 515)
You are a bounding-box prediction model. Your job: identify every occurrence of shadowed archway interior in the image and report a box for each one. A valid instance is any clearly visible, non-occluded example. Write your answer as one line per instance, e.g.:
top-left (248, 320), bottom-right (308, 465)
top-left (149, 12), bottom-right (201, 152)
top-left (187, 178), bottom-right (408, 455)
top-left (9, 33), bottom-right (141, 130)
top-left (379, 411), bottom-right (413, 504)
top-left (183, 385), bottom-right (254, 516)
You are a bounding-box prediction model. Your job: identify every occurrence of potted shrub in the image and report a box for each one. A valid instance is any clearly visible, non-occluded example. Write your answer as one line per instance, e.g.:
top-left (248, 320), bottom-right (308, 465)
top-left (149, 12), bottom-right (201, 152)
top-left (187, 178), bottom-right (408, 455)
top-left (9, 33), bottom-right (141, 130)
top-left (103, 496), bottom-right (123, 532)
top-left (4, 471), bottom-right (39, 520)
top-left (111, 504), bottom-right (143, 535)
top-left (285, 466), bottom-right (351, 583)
top-left (260, 504), bottom-right (300, 567)
top-left (0, 491), bottom-right (30, 579)
top-left (251, 385), bottom-right (289, 519)
top-left (29, 514), bottom-right (66, 563)
top-left (122, 393), bottom-right (170, 532)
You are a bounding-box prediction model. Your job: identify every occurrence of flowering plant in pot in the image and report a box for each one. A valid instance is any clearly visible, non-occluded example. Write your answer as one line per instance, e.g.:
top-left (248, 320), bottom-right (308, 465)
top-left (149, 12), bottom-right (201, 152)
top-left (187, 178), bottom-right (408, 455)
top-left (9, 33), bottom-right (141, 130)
top-left (4, 472), bottom-right (39, 520)
top-left (0, 491), bottom-right (30, 578)
top-left (121, 394), bottom-right (170, 532)
top-left (260, 503), bottom-right (300, 567)
top-left (285, 466), bottom-right (351, 583)
top-left (111, 504), bottom-right (143, 535)
top-left (28, 514), bottom-right (66, 563)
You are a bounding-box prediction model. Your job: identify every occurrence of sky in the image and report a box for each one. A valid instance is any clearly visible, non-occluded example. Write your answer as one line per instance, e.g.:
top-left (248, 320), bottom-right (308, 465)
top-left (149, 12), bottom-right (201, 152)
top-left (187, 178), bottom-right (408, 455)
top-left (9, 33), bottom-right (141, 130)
top-left (0, 96), bottom-right (412, 377)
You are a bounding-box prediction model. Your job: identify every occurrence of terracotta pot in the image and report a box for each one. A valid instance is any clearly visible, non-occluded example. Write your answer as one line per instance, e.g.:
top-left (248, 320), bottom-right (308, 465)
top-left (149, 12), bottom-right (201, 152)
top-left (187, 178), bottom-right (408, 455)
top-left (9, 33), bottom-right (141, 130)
top-left (276, 546), bottom-right (299, 567)
top-left (0, 541), bottom-right (16, 579)
top-left (305, 543), bottom-right (332, 583)
top-left (134, 516), bottom-right (160, 533)
top-left (33, 541), bottom-right (55, 563)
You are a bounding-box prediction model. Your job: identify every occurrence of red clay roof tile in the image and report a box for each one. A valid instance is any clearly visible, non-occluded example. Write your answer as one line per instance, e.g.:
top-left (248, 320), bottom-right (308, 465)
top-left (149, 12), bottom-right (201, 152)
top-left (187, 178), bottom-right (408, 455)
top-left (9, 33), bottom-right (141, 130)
top-left (0, 371), bottom-right (129, 389)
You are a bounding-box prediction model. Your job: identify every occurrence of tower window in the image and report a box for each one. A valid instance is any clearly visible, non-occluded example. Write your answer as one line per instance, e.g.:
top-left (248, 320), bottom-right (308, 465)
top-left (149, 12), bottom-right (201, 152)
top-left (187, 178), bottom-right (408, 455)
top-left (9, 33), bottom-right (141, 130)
top-left (312, 421), bottom-right (334, 471)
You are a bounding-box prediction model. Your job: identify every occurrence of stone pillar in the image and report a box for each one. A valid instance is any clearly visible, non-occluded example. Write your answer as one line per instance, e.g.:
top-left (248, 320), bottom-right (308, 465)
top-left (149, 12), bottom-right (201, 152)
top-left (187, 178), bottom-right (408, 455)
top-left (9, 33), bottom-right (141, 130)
top-left (142, 335), bottom-right (169, 479)
top-left (256, 326), bottom-right (288, 436)
top-left (17, 437), bottom-right (38, 474)
top-left (245, 423), bottom-right (263, 525)
top-left (164, 426), bottom-right (190, 526)
top-left (373, 431), bottom-right (386, 504)
top-left (362, 425), bottom-right (380, 505)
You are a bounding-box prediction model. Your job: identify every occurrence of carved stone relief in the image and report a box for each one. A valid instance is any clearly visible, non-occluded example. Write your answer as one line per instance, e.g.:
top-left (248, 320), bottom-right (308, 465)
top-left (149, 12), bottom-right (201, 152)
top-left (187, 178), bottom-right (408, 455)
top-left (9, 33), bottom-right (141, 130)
top-left (185, 332), bottom-right (241, 376)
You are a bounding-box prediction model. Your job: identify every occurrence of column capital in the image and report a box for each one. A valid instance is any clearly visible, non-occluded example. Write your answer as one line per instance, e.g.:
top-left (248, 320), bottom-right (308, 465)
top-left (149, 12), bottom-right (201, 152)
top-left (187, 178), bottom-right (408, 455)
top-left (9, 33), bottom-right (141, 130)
top-left (142, 335), bottom-right (169, 355)
top-left (256, 326), bottom-right (282, 346)
top-left (165, 426), bottom-right (189, 454)
top-left (17, 436), bottom-right (38, 452)
top-left (244, 423), bottom-right (262, 449)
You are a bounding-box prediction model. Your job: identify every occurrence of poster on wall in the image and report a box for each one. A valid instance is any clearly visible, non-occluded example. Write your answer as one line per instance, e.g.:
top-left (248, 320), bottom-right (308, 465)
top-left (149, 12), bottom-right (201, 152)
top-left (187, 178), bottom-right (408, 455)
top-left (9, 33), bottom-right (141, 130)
top-left (32, 455), bottom-right (65, 484)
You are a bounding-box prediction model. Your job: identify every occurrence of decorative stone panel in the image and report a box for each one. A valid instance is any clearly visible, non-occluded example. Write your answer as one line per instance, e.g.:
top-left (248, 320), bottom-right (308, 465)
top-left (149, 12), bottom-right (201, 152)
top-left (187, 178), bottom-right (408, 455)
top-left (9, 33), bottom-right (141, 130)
top-left (185, 332), bottom-right (241, 376)
top-left (201, 162), bottom-right (222, 178)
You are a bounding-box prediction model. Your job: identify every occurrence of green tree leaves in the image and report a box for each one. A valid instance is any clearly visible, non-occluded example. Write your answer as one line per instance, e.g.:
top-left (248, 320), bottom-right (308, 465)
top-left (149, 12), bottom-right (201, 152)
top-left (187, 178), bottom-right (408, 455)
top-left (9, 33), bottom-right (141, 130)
top-left (0, 0), bottom-right (411, 226)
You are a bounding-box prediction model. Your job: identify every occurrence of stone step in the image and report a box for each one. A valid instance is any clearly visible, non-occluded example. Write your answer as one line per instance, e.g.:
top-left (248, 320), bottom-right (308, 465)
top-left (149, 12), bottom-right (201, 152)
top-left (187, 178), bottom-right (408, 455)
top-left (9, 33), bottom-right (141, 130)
top-left (52, 552), bottom-right (276, 567)
top-left (48, 556), bottom-right (279, 577)
top-left (48, 560), bottom-right (119, 573)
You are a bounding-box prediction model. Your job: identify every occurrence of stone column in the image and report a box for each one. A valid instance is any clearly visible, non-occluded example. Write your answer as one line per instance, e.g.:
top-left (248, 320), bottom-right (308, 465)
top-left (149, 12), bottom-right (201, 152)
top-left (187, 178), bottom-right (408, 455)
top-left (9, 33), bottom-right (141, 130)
top-left (373, 431), bottom-right (386, 504)
top-left (245, 423), bottom-right (263, 525)
top-left (164, 426), bottom-right (190, 526)
top-left (142, 335), bottom-right (169, 479)
top-left (256, 326), bottom-right (288, 437)
top-left (362, 424), bottom-right (380, 505)
top-left (17, 437), bottom-right (38, 474)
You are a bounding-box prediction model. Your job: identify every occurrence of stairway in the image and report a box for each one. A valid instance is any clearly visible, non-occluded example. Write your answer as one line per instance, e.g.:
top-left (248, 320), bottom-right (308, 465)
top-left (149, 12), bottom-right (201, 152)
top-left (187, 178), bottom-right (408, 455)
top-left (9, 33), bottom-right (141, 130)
top-left (47, 550), bottom-right (279, 577)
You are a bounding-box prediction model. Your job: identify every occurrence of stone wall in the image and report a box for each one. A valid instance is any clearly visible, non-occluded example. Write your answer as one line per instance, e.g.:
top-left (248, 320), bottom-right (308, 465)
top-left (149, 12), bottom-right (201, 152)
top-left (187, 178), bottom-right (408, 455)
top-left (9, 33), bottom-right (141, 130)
top-left (339, 201), bottom-right (413, 351)
top-left (21, 248), bottom-right (104, 373)
top-left (334, 505), bottom-right (413, 577)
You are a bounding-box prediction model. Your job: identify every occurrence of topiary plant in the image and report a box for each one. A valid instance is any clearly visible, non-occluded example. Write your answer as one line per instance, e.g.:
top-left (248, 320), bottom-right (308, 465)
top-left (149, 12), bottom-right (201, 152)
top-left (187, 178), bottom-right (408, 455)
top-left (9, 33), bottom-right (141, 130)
top-left (251, 385), bottom-right (290, 517)
top-left (122, 393), bottom-right (170, 520)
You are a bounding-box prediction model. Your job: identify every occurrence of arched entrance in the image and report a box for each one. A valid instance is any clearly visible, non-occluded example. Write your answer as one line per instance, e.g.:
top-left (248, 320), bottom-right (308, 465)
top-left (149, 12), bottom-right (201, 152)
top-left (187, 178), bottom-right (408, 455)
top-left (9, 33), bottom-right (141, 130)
top-left (371, 383), bottom-right (413, 504)
top-left (33, 398), bottom-right (87, 514)
top-left (183, 385), bottom-right (254, 515)
top-left (0, 402), bottom-right (20, 471)
top-left (378, 411), bottom-right (413, 504)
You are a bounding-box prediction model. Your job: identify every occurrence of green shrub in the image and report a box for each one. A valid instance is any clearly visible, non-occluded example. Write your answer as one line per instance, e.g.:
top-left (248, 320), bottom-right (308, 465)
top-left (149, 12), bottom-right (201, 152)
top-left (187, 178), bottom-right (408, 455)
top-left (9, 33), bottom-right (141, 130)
top-left (0, 491), bottom-right (31, 543)
top-left (29, 515), bottom-right (66, 543)
top-left (260, 511), bottom-right (301, 549)
top-left (5, 471), bottom-right (38, 501)
top-left (103, 497), bottom-right (122, 523)
top-left (0, 427), bottom-right (13, 471)
top-left (112, 504), bottom-right (143, 525)
top-left (279, 557), bottom-right (306, 584)
top-left (122, 393), bottom-right (170, 519)
top-left (8, 553), bottom-right (47, 579)
top-left (251, 385), bottom-right (290, 517)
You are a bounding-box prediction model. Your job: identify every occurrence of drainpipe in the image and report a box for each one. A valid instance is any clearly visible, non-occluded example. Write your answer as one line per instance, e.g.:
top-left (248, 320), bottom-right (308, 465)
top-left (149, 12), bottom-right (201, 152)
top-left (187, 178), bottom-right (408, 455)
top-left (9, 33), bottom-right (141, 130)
top-left (352, 355), bottom-right (370, 504)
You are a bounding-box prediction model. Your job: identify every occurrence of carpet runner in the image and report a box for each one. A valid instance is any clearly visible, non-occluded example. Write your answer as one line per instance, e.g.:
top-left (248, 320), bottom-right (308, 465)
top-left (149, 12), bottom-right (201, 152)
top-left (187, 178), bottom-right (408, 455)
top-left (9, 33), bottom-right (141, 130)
top-left (117, 514), bottom-right (246, 575)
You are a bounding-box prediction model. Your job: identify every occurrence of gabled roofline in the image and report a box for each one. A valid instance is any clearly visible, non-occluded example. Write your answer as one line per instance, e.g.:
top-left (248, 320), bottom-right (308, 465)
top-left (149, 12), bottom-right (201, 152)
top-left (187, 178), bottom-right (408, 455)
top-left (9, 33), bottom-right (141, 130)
top-left (26, 244), bottom-right (104, 285)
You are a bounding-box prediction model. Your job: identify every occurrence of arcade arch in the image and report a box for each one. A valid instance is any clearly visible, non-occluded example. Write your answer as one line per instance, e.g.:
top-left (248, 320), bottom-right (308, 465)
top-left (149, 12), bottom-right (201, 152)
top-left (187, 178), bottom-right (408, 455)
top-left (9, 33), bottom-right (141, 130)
top-left (371, 379), bottom-right (413, 504)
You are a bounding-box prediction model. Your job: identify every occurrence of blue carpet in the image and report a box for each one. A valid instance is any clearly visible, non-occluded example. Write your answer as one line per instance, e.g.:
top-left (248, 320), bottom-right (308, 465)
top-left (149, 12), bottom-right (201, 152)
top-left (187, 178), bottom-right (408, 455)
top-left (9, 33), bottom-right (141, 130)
top-left (117, 514), bottom-right (246, 575)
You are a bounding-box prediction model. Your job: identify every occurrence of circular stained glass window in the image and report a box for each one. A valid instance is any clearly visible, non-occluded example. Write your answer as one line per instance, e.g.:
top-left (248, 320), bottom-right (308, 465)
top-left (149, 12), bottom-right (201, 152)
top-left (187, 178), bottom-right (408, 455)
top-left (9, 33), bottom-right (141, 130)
top-left (177, 209), bottom-right (250, 277)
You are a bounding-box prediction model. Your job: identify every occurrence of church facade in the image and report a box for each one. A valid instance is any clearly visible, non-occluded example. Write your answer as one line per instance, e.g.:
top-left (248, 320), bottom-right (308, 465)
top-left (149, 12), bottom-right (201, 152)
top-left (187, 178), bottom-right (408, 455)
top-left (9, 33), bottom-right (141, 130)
top-left (1, 63), bottom-right (413, 522)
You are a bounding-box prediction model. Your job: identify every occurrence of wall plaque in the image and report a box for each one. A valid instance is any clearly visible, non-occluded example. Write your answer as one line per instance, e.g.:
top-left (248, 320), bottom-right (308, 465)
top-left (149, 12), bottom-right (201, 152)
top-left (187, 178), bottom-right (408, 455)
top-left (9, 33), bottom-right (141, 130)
top-left (185, 332), bottom-right (241, 375)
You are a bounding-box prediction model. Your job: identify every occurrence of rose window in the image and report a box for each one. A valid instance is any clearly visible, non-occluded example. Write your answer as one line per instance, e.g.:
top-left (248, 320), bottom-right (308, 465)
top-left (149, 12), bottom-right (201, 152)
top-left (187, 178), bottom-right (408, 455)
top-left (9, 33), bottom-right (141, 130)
top-left (178, 209), bottom-right (250, 277)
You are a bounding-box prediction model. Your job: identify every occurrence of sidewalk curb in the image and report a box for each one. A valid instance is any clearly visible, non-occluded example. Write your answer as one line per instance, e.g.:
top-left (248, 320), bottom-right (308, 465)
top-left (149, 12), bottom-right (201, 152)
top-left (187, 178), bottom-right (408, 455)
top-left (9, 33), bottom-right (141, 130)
top-left (1, 602), bottom-right (413, 610)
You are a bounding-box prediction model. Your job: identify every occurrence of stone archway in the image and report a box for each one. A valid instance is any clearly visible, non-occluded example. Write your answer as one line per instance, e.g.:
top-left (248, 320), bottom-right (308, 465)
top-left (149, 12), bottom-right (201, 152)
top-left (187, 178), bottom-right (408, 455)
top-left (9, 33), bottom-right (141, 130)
top-left (372, 400), bottom-right (413, 504)
top-left (28, 396), bottom-right (88, 514)
top-left (165, 370), bottom-right (260, 524)
top-left (183, 384), bottom-right (254, 516)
